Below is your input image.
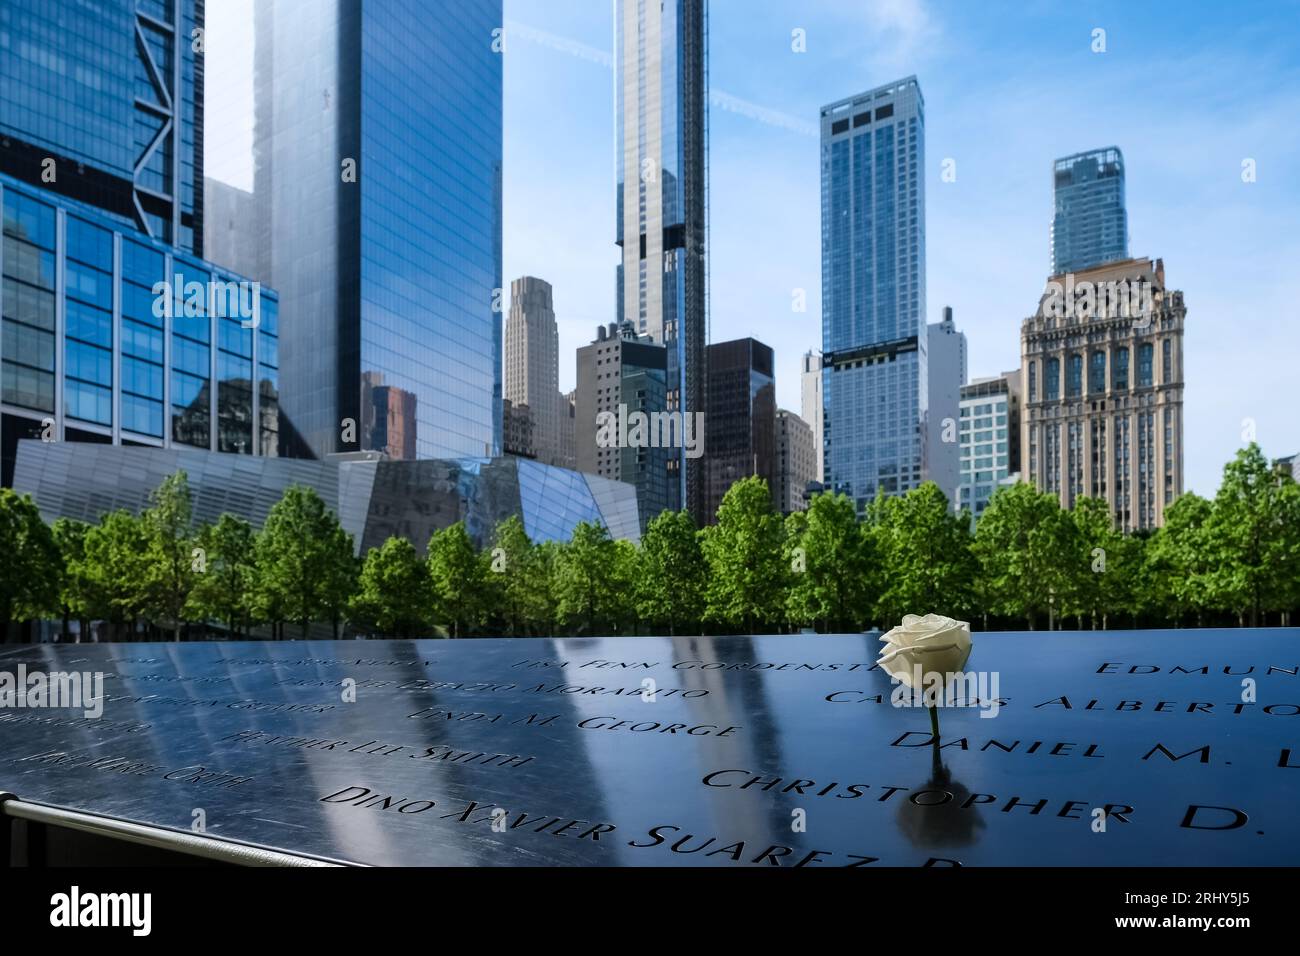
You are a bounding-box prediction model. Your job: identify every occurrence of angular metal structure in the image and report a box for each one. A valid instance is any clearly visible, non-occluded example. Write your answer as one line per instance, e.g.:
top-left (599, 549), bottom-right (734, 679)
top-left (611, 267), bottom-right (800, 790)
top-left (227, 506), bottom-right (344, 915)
top-left (12, 441), bottom-right (640, 550)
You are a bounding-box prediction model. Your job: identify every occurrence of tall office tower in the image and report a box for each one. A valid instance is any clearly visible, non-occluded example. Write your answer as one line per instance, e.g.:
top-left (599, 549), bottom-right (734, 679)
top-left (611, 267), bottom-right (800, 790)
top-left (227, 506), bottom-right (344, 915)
top-left (614, 0), bottom-right (708, 523)
top-left (957, 370), bottom-right (1022, 520)
top-left (504, 277), bottom-right (563, 464)
top-left (800, 350), bottom-right (824, 482)
top-left (575, 323), bottom-right (673, 526)
top-left (776, 409), bottom-right (815, 514)
top-left (704, 338), bottom-right (776, 520)
top-left (0, 0), bottom-right (205, 253)
top-left (821, 77), bottom-right (927, 511)
top-left (559, 388), bottom-right (577, 469)
top-left (1021, 257), bottom-right (1185, 531)
top-left (1051, 148), bottom-right (1128, 275)
top-left (204, 0), bottom-right (503, 461)
top-left (926, 306), bottom-right (967, 506)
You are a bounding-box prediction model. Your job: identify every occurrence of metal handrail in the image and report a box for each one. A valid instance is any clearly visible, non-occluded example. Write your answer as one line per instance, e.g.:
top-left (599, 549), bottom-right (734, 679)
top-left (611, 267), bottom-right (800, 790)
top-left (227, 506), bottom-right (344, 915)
top-left (0, 795), bottom-right (345, 867)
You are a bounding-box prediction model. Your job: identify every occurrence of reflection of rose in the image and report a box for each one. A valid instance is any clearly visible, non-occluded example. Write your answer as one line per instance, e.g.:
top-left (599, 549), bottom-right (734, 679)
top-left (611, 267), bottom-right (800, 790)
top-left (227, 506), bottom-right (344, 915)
top-left (895, 746), bottom-right (987, 849)
top-left (876, 614), bottom-right (972, 688)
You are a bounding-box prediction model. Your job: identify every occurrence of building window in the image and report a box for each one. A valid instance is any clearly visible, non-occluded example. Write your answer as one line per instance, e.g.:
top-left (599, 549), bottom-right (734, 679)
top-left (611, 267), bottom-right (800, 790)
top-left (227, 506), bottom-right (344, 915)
top-left (1114, 347), bottom-right (1129, 391)
top-left (1138, 343), bottom-right (1154, 387)
top-left (1067, 354), bottom-right (1083, 398)
top-left (1046, 358), bottom-right (1060, 400)
top-left (1162, 338), bottom-right (1172, 384)
top-left (1027, 360), bottom-right (1037, 402)
top-left (1089, 350), bottom-right (1106, 394)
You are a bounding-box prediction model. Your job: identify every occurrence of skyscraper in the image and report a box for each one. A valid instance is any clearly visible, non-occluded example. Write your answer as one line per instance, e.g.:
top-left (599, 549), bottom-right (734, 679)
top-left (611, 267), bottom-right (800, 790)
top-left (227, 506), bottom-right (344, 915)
top-left (821, 77), bottom-right (927, 510)
top-left (800, 350), bottom-right (823, 483)
top-left (575, 323), bottom-right (673, 527)
top-left (1021, 257), bottom-right (1185, 530)
top-left (204, 0), bottom-right (503, 461)
top-left (614, 0), bottom-right (708, 523)
top-left (504, 276), bottom-right (563, 465)
top-left (776, 409), bottom-right (815, 514)
top-left (0, 0), bottom-right (205, 252)
top-left (1051, 147), bottom-right (1128, 275)
top-left (927, 306), bottom-right (967, 506)
top-left (704, 338), bottom-right (776, 520)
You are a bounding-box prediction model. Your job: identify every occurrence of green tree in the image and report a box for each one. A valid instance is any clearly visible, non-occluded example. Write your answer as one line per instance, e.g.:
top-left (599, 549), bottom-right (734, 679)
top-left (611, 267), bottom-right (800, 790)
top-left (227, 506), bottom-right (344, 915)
top-left (80, 509), bottom-right (152, 641)
top-left (1206, 444), bottom-right (1295, 625)
top-left (1066, 496), bottom-right (1137, 629)
top-left (427, 522), bottom-right (489, 638)
top-left (255, 486), bottom-right (356, 638)
top-left (529, 540), bottom-right (564, 636)
top-left (350, 536), bottom-right (433, 638)
top-left (486, 516), bottom-right (553, 635)
top-left (608, 538), bottom-right (641, 634)
top-left (786, 491), bottom-right (874, 632)
top-left (320, 525), bottom-right (358, 639)
top-left (0, 490), bottom-right (60, 640)
top-left (554, 520), bottom-right (622, 635)
top-left (1145, 492), bottom-right (1213, 626)
top-left (636, 509), bottom-right (706, 635)
top-left (190, 514), bottom-right (258, 637)
top-left (1274, 478), bottom-right (1300, 625)
top-left (141, 471), bottom-right (197, 641)
top-left (51, 517), bottom-right (92, 641)
top-left (873, 482), bottom-right (976, 628)
top-left (701, 477), bottom-right (788, 632)
top-left (974, 483), bottom-right (1074, 629)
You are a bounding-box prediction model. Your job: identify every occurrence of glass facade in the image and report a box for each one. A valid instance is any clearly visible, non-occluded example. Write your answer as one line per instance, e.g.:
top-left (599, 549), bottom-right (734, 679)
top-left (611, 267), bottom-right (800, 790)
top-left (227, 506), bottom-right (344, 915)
top-left (13, 443), bottom-right (643, 557)
top-left (0, 174), bottom-right (278, 486)
top-left (358, 0), bottom-right (502, 461)
top-left (821, 78), bottom-right (926, 509)
top-left (203, 0), bottom-right (502, 463)
top-left (2, 187), bottom-right (56, 416)
top-left (0, 0), bottom-right (204, 253)
top-left (614, 0), bottom-right (708, 521)
top-left (1050, 147), bottom-right (1127, 275)
top-left (704, 338), bottom-right (778, 520)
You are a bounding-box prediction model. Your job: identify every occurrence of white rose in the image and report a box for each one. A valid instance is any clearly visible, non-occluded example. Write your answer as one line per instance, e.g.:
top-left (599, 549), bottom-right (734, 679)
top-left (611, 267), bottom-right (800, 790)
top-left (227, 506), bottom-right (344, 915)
top-left (876, 613), bottom-right (972, 688)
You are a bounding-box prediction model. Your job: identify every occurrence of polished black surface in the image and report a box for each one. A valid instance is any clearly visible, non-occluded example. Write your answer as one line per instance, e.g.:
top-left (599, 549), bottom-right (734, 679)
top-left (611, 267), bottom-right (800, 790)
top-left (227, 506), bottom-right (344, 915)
top-left (1, 630), bottom-right (1297, 866)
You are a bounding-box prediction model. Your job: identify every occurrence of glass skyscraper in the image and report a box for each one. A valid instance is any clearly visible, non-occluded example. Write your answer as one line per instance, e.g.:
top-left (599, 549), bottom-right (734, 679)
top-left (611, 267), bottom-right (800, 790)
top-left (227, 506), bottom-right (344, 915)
top-left (820, 77), bottom-right (927, 510)
top-left (704, 338), bottom-right (776, 521)
top-left (0, 0), bottom-right (205, 254)
top-left (1050, 147), bottom-right (1128, 275)
top-left (614, 0), bottom-right (708, 523)
top-left (204, 0), bottom-right (503, 462)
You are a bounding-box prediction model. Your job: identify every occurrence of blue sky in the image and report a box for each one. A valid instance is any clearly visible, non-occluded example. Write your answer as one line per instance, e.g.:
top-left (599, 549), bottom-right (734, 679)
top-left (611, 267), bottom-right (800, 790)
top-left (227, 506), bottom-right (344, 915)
top-left (502, 0), bottom-right (1300, 497)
